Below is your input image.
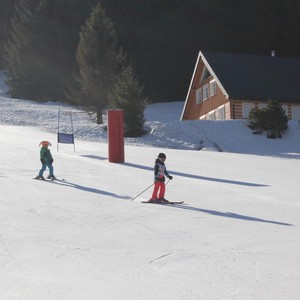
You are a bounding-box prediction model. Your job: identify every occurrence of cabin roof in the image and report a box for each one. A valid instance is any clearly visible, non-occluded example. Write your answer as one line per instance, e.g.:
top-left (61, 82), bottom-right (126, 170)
top-left (201, 51), bottom-right (300, 101)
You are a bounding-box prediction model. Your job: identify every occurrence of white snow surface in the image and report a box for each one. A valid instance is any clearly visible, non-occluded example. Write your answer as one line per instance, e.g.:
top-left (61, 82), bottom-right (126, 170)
top-left (1, 72), bottom-right (300, 299)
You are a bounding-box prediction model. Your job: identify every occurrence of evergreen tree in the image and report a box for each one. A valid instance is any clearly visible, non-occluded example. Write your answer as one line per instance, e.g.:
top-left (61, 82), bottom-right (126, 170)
top-left (5, 0), bottom-right (66, 99)
top-left (248, 107), bottom-right (267, 135)
top-left (248, 100), bottom-right (288, 138)
top-left (108, 64), bottom-right (146, 137)
top-left (4, 0), bottom-right (36, 98)
top-left (264, 100), bottom-right (288, 138)
top-left (4, 0), bottom-right (96, 100)
top-left (45, 0), bottom-right (98, 101)
top-left (76, 2), bottom-right (125, 124)
top-left (0, 0), bottom-right (17, 69)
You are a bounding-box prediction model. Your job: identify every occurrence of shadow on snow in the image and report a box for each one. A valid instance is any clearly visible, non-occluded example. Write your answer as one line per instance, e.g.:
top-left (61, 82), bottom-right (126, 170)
top-left (173, 204), bottom-right (292, 226)
top-left (122, 162), bottom-right (268, 187)
top-left (51, 179), bottom-right (130, 200)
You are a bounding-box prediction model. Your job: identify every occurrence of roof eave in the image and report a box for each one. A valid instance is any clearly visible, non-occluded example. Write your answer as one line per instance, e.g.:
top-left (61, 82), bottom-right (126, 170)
top-left (200, 51), bottom-right (229, 99)
top-left (180, 51), bottom-right (201, 120)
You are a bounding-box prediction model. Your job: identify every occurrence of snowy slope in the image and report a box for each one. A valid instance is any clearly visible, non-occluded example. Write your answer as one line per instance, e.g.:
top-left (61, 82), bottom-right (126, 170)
top-left (0, 73), bottom-right (300, 300)
top-left (2, 70), bottom-right (300, 157)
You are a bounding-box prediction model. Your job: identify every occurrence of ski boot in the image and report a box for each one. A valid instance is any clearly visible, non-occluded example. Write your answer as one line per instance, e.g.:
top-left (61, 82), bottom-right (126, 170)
top-left (149, 198), bottom-right (159, 203)
top-left (158, 197), bottom-right (169, 203)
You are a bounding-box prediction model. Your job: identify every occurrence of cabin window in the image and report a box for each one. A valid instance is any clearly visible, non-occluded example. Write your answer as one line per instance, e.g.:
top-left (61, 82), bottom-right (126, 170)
top-left (259, 103), bottom-right (267, 109)
top-left (217, 105), bottom-right (225, 120)
top-left (292, 106), bottom-right (300, 120)
top-left (203, 84), bottom-right (209, 100)
top-left (210, 80), bottom-right (216, 96)
top-left (281, 105), bottom-right (288, 116)
top-left (207, 111), bottom-right (215, 120)
top-left (201, 67), bottom-right (211, 82)
top-left (242, 103), bottom-right (255, 118)
top-left (195, 88), bottom-right (202, 105)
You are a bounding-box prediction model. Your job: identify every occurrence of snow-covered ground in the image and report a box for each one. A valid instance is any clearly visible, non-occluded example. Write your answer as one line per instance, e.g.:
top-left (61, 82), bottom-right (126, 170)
top-left (1, 73), bottom-right (300, 299)
top-left (2, 70), bottom-right (300, 156)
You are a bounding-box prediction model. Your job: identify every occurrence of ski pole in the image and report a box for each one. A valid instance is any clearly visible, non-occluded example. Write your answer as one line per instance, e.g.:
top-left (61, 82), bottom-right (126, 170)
top-left (131, 183), bottom-right (154, 201)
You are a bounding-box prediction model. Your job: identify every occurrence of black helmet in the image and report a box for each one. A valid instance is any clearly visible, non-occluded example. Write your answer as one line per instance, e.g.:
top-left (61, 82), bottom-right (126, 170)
top-left (158, 153), bottom-right (166, 159)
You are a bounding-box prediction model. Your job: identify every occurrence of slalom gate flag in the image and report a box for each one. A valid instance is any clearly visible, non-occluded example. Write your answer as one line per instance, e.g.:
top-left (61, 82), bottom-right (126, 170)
top-left (58, 133), bottom-right (74, 144)
top-left (57, 108), bottom-right (76, 151)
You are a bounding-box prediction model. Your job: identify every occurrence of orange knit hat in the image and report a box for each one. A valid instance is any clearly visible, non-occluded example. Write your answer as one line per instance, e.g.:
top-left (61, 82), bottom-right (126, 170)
top-left (39, 141), bottom-right (52, 147)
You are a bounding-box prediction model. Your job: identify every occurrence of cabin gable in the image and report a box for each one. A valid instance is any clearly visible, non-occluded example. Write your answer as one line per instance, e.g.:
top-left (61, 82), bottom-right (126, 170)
top-left (181, 52), bottom-right (230, 120)
top-left (181, 51), bottom-right (300, 121)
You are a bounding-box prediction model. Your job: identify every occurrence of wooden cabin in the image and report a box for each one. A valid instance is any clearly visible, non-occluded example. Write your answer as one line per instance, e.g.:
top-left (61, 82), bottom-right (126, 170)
top-left (180, 51), bottom-right (300, 121)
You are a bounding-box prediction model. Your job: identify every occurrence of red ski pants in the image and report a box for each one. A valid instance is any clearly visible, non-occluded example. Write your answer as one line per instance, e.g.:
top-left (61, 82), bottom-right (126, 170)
top-left (151, 181), bottom-right (165, 199)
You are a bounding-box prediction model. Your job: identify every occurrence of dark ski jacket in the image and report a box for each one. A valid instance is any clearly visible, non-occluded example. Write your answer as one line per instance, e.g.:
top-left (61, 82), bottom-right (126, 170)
top-left (154, 158), bottom-right (170, 182)
top-left (40, 146), bottom-right (53, 164)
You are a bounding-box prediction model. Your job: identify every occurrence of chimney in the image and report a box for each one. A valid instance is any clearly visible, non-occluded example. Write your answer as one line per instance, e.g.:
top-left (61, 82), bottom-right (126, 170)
top-left (271, 50), bottom-right (276, 57)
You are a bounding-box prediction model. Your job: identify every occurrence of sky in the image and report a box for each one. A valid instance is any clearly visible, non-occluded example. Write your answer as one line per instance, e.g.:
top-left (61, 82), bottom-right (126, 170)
top-left (0, 72), bottom-right (300, 300)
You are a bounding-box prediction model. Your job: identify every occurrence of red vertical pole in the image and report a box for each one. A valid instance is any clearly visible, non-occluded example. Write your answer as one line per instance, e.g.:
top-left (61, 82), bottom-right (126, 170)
top-left (108, 109), bottom-right (124, 163)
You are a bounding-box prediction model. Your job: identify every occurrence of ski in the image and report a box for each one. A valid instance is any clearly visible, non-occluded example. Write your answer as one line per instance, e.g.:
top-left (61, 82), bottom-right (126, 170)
top-left (33, 177), bottom-right (46, 181)
top-left (141, 200), bottom-right (184, 205)
top-left (33, 177), bottom-right (65, 182)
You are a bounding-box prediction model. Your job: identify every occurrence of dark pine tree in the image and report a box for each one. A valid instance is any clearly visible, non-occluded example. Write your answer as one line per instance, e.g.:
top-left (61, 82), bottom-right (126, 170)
top-left (0, 0), bottom-right (17, 69)
top-left (76, 2), bottom-right (125, 124)
top-left (4, 0), bottom-right (38, 99)
top-left (4, 0), bottom-right (97, 101)
top-left (248, 100), bottom-right (288, 139)
top-left (264, 100), bottom-right (288, 139)
top-left (108, 63), bottom-right (146, 137)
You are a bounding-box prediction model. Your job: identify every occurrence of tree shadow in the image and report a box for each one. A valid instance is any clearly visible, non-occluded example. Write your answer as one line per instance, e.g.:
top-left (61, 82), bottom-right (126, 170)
top-left (122, 162), bottom-right (268, 187)
top-left (52, 179), bottom-right (131, 200)
top-left (172, 204), bottom-right (292, 226)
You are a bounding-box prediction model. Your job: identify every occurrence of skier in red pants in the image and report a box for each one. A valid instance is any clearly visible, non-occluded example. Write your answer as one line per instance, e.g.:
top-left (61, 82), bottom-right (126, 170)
top-left (150, 153), bottom-right (173, 202)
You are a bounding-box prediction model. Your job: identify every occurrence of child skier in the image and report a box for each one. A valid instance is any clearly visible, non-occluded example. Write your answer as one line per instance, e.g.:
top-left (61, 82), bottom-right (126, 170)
top-left (35, 141), bottom-right (56, 180)
top-left (150, 152), bottom-right (173, 202)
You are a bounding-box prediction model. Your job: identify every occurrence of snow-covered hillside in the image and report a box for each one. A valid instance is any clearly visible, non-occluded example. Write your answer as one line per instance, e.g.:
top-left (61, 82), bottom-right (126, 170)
top-left (1, 73), bottom-right (300, 300)
top-left (1, 70), bottom-right (300, 157)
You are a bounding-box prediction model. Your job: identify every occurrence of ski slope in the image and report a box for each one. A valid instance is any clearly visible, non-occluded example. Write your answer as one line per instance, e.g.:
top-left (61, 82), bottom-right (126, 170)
top-left (1, 74), bottom-right (300, 299)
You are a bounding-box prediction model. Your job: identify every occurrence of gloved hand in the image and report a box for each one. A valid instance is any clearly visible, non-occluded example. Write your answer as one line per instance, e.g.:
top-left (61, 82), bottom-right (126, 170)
top-left (50, 158), bottom-right (54, 164)
top-left (40, 158), bottom-right (45, 164)
top-left (168, 175), bottom-right (173, 180)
